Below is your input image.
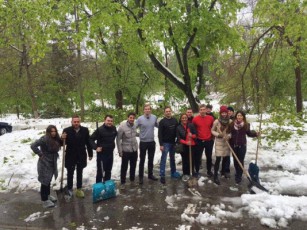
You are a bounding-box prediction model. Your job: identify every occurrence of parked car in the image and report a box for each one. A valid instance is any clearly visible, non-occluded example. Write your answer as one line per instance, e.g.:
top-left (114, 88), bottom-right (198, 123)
top-left (0, 122), bottom-right (12, 135)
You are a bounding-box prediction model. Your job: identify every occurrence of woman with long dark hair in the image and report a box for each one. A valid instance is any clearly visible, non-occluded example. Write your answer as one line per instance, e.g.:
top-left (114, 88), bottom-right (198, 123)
top-left (31, 125), bottom-right (62, 208)
top-left (229, 111), bottom-right (259, 184)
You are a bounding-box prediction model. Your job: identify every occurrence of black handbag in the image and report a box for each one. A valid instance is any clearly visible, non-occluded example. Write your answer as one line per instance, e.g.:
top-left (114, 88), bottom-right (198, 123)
top-left (174, 143), bottom-right (184, 153)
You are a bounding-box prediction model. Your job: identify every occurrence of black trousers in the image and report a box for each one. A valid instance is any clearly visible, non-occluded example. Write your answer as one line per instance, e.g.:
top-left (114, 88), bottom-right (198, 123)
top-left (139, 141), bottom-right (156, 178)
top-left (40, 183), bottom-right (50, 201)
top-left (67, 163), bottom-right (84, 190)
top-left (180, 145), bottom-right (195, 176)
top-left (96, 150), bottom-right (114, 183)
top-left (195, 139), bottom-right (214, 173)
top-left (120, 151), bottom-right (138, 184)
top-left (232, 145), bottom-right (246, 180)
top-left (214, 156), bottom-right (231, 174)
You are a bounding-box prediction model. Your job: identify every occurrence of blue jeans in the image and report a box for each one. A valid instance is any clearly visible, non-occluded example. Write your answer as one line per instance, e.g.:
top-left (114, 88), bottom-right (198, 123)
top-left (159, 143), bottom-right (176, 177)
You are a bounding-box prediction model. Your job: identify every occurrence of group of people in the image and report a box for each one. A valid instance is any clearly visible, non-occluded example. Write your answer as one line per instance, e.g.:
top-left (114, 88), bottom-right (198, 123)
top-left (31, 103), bottom-right (259, 208)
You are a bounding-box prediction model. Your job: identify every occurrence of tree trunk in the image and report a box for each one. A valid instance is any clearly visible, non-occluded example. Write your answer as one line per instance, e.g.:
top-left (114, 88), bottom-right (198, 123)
top-left (115, 89), bottom-right (123, 109)
top-left (294, 48), bottom-right (303, 115)
top-left (75, 6), bottom-right (85, 121)
top-left (23, 45), bottom-right (39, 118)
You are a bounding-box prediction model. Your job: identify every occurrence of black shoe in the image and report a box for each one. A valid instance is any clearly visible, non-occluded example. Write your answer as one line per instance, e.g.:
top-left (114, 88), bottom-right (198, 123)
top-left (139, 178), bottom-right (143, 185)
top-left (160, 177), bottom-right (166, 184)
top-left (214, 176), bottom-right (220, 185)
top-left (207, 171), bottom-right (213, 177)
top-left (235, 177), bottom-right (242, 184)
top-left (148, 175), bottom-right (158, 181)
top-left (224, 173), bottom-right (231, 179)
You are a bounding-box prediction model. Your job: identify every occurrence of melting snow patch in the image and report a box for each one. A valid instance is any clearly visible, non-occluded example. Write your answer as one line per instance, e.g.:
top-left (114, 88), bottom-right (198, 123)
top-left (24, 212), bottom-right (42, 222)
top-left (123, 205), bottom-right (134, 211)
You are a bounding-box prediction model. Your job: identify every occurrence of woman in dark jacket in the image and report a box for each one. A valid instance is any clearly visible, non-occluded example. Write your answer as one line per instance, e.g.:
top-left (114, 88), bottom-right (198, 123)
top-left (31, 125), bottom-right (62, 208)
top-left (229, 111), bottom-right (259, 184)
top-left (176, 114), bottom-right (197, 180)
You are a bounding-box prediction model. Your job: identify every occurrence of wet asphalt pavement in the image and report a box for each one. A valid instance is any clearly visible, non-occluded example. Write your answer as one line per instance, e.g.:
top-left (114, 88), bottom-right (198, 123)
top-left (0, 170), bottom-right (306, 230)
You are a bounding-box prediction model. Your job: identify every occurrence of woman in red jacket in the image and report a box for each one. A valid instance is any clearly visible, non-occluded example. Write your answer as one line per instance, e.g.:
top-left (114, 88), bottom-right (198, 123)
top-left (176, 114), bottom-right (197, 180)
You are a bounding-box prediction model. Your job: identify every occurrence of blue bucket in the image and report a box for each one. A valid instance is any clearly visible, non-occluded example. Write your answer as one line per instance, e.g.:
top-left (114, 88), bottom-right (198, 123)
top-left (92, 180), bottom-right (116, 203)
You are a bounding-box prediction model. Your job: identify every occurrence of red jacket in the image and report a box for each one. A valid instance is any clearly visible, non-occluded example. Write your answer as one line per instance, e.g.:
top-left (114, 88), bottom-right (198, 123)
top-left (192, 115), bottom-right (214, 141)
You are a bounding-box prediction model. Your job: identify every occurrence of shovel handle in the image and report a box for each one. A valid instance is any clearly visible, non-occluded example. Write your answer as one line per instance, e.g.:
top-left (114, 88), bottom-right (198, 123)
top-left (60, 138), bottom-right (66, 190)
top-left (189, 142), bottom-right (192, 176)
top-left (255, 113), bottom-right (262, 164)
top-left (225, 141), bottom-right (252, 180)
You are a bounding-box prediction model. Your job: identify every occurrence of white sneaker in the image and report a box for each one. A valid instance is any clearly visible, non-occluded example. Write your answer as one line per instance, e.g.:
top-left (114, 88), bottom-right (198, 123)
top-left (182, 175), bottom-right (190, 182)
top-left (42, 200), bottom-right (55, 208)
top-left (48, 195), bottom-right (57, 203)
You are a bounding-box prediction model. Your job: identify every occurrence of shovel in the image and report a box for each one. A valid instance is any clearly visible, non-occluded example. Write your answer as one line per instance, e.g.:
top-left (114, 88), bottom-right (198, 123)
top-left (187, 137), bottom-right (198, 187)
top-left (248, 113), bottom-right (262, 183)
top-left (225, 141), bottom-right (268, 193)
top-left (58, 138), bottom-right (66, 194)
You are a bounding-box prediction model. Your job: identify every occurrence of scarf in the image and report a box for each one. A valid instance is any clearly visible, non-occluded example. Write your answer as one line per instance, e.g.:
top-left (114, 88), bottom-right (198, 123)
top-left (219, 117), bottom-right (229, 132)
top-left (234, 120), bottom-right (244, 130)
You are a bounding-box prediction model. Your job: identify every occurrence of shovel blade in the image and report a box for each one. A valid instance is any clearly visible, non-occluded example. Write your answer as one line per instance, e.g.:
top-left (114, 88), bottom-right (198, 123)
top-left (248, 162), bottom-right (260, 183)
top-left (187, 177), bottom-right (198, 188)
top-left (248, 178), bottom-right (269, 194)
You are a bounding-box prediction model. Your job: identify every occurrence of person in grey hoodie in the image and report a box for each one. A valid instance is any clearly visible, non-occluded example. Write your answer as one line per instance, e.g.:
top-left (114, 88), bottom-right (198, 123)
top-left (136, 103), bottom-right (158, 184)
top-left (116, 112), bottom-right (138, 189)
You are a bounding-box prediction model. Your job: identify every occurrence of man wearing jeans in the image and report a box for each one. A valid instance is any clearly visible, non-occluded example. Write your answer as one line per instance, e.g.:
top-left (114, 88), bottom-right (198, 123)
top-left (158, 106), bottom-right (179, 184)
top-left (136, 103), bottom-right (158, 184)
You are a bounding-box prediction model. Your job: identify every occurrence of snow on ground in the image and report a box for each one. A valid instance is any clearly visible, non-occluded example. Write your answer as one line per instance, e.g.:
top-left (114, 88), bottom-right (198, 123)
top-left (1, 112), bottom-right (307, 228)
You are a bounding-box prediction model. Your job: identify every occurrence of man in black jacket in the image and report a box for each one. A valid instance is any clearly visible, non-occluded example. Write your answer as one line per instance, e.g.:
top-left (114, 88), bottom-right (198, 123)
top-left (62, 115), bottom-right (93, 198)
top-left (90, 115), bottom-right (117, 183)
top-left (158, 106), bottom-right (179, 184)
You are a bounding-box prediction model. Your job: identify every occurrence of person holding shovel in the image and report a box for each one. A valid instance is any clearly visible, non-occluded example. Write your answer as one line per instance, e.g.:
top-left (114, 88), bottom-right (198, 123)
top-left (228, 110), bottom-right (259, 184)
top-left (31, 125), bottom-right (62, 208)
top-left (176, 114), bottom-right (197, 181)
top-left (62, 115), bottom-right (93, 199)
top-left (211, 106), bottom-right (231, 185)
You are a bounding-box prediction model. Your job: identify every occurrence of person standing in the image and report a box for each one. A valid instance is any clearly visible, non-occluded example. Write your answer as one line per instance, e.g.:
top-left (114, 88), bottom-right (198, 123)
top-left (186, 108), bottom-right (194, 124)
top-left (62, 115), bottom-right (93, 198)
top-left (205, 104), bottom-right (216, 120)
top-left (116, 112), bottom-right (138, 189)
top-left (136, 103), bottom-right (158, 184)
top-left (90, 115), bottom-right (117, 183)
top-left (176, 114), bottom-right (197, 181)
top-left (227, 106), bottom-right (235, 120)
top-left (211, 106), bottom-right (231, 185)
top-left (31, 125), bottom-right (62, 208)
top-left (192, 104), bottom-right (215, 177)
top-left (229, 111), bottom-right (259, 184)
top-left (158, 106), bottom-right (179, 184)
